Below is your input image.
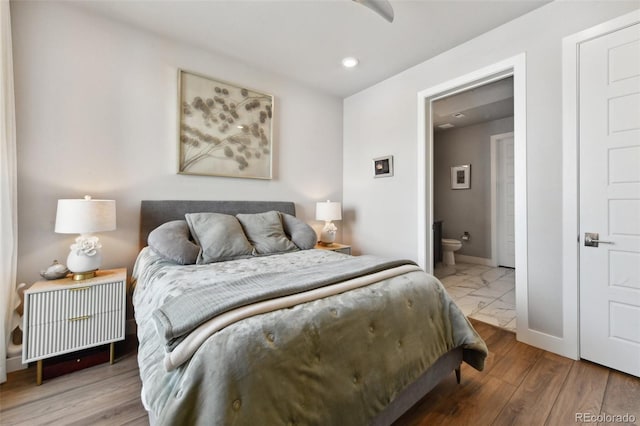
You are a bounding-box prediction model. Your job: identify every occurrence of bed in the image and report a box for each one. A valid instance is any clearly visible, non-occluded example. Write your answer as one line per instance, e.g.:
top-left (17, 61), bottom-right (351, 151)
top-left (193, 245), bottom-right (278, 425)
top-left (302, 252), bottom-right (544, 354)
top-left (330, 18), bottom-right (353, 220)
top-left (132, 200), bottom-right (487, 425)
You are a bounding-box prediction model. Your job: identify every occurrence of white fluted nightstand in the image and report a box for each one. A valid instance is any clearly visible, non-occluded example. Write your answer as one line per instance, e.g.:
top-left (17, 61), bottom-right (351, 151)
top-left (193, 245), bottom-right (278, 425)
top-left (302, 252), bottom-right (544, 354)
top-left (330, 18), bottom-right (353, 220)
top-left (22, 268), bottom-right (126, 384)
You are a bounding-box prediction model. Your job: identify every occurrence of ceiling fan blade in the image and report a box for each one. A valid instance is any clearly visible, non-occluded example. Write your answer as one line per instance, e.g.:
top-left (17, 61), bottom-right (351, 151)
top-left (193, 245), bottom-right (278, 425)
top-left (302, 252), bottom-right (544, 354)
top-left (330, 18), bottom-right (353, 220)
top-left (352, 0), bottom-right (394, 23)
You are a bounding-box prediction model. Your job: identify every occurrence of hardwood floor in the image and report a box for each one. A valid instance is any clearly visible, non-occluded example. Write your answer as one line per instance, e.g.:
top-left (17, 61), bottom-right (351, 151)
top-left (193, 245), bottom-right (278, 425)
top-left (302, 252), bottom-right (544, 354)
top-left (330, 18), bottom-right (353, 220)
top-left (396, 320), bottom-right (640, 426)
top-left (0, 351), bottom-right (147, 426)
top-left (1, 321), bottom-right (638, 426)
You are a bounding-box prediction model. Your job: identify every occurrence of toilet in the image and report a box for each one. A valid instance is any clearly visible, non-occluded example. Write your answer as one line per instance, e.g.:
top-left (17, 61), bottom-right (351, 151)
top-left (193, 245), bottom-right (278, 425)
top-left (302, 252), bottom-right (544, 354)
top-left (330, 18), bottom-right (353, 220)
top-left (441, 238), bottom-right (462, 265)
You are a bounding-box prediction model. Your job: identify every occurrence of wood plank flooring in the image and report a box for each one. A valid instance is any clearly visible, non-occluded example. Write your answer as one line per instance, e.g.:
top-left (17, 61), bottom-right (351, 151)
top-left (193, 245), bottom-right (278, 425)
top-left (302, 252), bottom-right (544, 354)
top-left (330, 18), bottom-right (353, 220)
top-left (396, 321), bottom-right (640, 426)
top-left (1, 320), bottom-right (638, 426)
top-left (0, 352), bottom-right (147, 426)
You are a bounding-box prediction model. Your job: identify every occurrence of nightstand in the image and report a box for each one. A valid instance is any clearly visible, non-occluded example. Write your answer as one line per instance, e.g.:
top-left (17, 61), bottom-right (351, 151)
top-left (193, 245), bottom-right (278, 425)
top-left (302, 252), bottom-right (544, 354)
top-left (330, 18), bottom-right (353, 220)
top-left (22, 268), bottom-right (126, 385)
top-left (314, 242), bottom-right (352, 255)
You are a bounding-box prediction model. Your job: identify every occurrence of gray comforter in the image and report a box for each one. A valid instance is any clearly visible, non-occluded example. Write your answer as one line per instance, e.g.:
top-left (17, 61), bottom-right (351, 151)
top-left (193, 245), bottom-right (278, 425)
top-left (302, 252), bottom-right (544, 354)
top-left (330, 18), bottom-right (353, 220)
top-left (133, 248), bottom-right (487, 425)
top-left (154, 256), bottom-right (416, 349)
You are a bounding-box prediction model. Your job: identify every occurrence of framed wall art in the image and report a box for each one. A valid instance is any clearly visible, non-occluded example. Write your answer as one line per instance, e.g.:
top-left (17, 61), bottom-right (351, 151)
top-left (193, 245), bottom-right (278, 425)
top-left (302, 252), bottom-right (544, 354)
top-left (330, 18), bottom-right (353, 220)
top-left (450, 164), bottom-right (471, 189)
top-left (177, 69), bottom-right (274, 179)
top-left (373, 155), bottom-right (394, 178)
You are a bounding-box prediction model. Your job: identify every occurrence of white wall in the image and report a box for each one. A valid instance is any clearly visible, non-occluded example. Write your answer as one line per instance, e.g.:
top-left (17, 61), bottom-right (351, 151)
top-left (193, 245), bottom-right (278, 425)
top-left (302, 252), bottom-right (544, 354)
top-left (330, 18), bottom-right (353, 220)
top-left (343, 1), bottom-right (639, 337)
top-left (12, 1), bottom-right (343, 286)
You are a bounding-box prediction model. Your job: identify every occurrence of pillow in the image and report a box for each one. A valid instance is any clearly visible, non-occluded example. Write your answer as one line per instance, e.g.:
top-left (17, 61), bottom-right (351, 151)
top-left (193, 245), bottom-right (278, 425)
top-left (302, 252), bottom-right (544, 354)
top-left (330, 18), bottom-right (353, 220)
top-left (147, 220), bottom-right (200, 265)
top-left (280, 213), bottom-right (317, 250)
top-left (185, 212), bottom-right (255, 264)
top-left (236, 211), bottom-right (298, 255)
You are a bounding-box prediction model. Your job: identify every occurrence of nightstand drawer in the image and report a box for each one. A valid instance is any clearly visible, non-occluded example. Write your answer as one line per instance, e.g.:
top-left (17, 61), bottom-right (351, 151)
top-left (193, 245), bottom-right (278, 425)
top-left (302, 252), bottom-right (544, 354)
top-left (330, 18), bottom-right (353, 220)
top-left (24, 310), bottom-right (125, 362)
top-left (26, 281), bottom-right (125, 326)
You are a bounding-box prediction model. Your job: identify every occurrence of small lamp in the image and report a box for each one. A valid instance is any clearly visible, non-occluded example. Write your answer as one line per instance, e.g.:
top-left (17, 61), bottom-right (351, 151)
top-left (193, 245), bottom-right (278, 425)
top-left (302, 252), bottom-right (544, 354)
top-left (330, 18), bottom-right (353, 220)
top-left (55, 195), bottom-right (116, 281)
top-left (316, 200), bottom-right (342, 246)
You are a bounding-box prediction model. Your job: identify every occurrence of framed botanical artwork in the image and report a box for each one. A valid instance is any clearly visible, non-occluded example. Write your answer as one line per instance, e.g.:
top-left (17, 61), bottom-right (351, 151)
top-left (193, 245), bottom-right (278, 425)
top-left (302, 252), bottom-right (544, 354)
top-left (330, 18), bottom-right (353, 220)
top-left (373, 155), bottom-right (394, 178)
top-left (177, 69), bottom-right (273, 179)
top-left (451, 164), bottom-right (471, 189)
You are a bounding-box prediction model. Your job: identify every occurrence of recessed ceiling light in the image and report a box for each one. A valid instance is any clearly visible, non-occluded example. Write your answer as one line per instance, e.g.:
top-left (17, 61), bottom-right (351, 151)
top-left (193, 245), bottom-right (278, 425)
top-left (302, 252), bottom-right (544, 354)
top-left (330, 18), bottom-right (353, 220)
top-left (438, 123), bottom-right (454, 129)
top-left (342, 57), bottom-right (359, 68)
top-left (452, 113), bottom-right (465, 118)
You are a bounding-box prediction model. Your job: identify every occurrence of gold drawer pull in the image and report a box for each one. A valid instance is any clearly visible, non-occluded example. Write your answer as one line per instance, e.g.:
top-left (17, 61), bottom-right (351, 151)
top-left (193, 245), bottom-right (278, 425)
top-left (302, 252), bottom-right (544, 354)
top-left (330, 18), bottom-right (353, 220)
top-left (69, 287), bottom-right (90, 292)
top-left (68, 315), bottom-right (91, 322)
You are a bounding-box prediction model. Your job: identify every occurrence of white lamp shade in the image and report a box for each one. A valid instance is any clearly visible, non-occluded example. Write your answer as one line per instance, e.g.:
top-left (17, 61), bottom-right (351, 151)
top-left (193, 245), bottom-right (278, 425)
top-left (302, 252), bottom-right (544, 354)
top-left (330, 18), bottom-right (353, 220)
top-left (316, 201), bottom-right (342, 221)
top-left (55, 196), bottom-right (116, 234)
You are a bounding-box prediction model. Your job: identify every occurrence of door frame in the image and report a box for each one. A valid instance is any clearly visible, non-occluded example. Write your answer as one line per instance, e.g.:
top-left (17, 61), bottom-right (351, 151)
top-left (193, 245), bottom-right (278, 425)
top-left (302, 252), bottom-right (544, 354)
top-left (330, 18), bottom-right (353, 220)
top-left (562, 9), bottom-right (640, 360)
top-left (416, 54), bottom-right (529, 343)
top-left (491, 132), bottom-right (515, 269)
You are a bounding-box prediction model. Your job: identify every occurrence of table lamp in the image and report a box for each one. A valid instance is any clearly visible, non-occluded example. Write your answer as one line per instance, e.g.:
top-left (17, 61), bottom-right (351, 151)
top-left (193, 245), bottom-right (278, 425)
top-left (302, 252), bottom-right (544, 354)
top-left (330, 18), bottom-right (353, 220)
top-left (55, 195), bottom-right (116, 280)
top-left (316, 200), bottom-right (342, 245)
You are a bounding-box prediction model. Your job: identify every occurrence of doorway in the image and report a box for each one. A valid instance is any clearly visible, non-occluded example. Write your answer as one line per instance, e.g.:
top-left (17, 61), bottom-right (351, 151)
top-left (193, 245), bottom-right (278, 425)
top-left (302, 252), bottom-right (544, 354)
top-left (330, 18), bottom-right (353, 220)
top-left (430, 78), bottom-right (516, 331)
top-left (416, 54), bottom-right (529, 342)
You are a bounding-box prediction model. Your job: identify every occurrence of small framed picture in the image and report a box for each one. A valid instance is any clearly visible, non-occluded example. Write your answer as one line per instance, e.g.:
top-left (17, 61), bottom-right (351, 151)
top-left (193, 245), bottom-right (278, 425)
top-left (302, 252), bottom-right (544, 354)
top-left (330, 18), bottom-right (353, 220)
top-left (451, 165), bottom-right (471, 189)
top-left (373, 155), bottom-right (394, 178)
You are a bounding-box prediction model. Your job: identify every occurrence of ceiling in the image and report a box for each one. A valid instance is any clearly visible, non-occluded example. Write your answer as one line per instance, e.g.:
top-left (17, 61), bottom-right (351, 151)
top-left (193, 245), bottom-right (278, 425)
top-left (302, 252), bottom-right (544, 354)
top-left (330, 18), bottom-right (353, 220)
top-left (69, 0), bottom-right (549, 98)
top-left (433, 76), bottom-right (514, 131)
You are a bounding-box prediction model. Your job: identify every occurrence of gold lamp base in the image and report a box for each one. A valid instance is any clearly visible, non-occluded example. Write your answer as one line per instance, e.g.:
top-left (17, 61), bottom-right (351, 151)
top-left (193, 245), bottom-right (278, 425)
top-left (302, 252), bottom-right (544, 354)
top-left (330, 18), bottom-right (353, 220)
top-left (71, 270), bottom-right (97, 281)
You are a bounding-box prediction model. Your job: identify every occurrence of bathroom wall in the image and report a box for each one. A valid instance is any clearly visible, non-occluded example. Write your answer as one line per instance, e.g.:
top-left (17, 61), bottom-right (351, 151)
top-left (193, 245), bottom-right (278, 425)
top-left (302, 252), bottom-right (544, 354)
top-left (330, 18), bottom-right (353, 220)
top-left (433, 116), bottom-right (514, 259)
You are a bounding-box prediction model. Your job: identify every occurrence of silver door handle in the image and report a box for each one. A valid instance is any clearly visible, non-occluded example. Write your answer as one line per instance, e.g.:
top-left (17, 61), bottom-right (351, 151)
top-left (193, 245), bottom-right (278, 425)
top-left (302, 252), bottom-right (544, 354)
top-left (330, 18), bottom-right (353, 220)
top-left (584, 232), bottom-right (614, 247)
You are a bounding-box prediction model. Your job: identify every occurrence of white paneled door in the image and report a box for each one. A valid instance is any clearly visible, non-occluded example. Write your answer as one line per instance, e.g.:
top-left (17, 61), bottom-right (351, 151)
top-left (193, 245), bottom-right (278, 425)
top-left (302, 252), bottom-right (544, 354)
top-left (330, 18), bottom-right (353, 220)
top-left (496, 133), bottom-right (515, 268)
top-left (579, 23), bottom-right (640, 377)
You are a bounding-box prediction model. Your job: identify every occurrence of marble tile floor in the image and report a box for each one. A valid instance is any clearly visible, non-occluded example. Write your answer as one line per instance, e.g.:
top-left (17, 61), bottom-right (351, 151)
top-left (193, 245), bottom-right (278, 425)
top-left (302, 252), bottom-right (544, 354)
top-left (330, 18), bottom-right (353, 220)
top-left (434, 262), bottom-right (516, 332)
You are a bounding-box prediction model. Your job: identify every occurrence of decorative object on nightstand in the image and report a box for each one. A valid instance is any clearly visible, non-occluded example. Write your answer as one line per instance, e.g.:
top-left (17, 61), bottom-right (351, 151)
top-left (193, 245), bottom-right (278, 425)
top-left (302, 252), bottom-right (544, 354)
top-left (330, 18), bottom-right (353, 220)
top-left (314, 242), bottom-right (352, 255)
top-left (39, 260), bottom-right (69, 280)
top-left (316, 200), bottom-right (342, 245)
top-left (22, 268), bottom-right (127, 385)
top-left (55, 195), bottom-right (116, 281)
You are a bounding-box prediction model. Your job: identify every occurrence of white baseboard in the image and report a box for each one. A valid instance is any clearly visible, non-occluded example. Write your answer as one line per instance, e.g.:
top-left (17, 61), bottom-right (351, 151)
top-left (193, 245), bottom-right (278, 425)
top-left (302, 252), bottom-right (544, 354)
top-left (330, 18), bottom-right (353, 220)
top-left (516, 325), bottom-right (578, 360)
top-left (6, 355), bottom-right (27, 373)
top-left (455, 254), bottom-right (496, 266)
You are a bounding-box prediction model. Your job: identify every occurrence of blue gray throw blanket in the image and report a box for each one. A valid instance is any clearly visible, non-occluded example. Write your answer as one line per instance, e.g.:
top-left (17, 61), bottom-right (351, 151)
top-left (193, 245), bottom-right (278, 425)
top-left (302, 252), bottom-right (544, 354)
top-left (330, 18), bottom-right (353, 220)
top-left (153, 255), bottom-right (415, 350)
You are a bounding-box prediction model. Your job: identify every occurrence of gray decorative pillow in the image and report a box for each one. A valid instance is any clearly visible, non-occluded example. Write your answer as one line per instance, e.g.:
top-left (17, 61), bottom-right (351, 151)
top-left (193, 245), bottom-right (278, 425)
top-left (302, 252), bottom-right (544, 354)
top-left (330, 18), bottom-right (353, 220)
top-left (236, 211), bottom-right (298, 255)
top-left (280, 213), bottom-right (317, 250)
top-left (185, 213), bottom-right (255, 264)
top-left (147, 220), bottom-right (200, 265)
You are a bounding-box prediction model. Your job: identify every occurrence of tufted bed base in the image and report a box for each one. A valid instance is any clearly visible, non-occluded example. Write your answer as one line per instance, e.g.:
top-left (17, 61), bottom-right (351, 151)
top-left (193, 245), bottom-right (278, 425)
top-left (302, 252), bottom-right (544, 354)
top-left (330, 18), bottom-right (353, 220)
top-left (370, 347), bottom-right (462, 425)
top-left (137, 200), bottom-right (471, 425)
top-left (145, 348), bottom-right (462, 426)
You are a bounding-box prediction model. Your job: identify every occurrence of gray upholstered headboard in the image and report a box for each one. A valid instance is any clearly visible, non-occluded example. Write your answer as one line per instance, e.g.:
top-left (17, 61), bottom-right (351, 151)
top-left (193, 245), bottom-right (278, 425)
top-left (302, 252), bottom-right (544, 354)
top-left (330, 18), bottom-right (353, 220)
top-left (139, 200), bottom-right (296, 248)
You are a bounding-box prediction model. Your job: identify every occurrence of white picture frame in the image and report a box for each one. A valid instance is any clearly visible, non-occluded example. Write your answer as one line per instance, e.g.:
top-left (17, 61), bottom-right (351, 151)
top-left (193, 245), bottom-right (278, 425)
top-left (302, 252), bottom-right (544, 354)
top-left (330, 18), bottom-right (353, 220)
top-left (373, 155), bottom-right (394, 178)
top-left (450, 164), bottom-right (471, 189)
